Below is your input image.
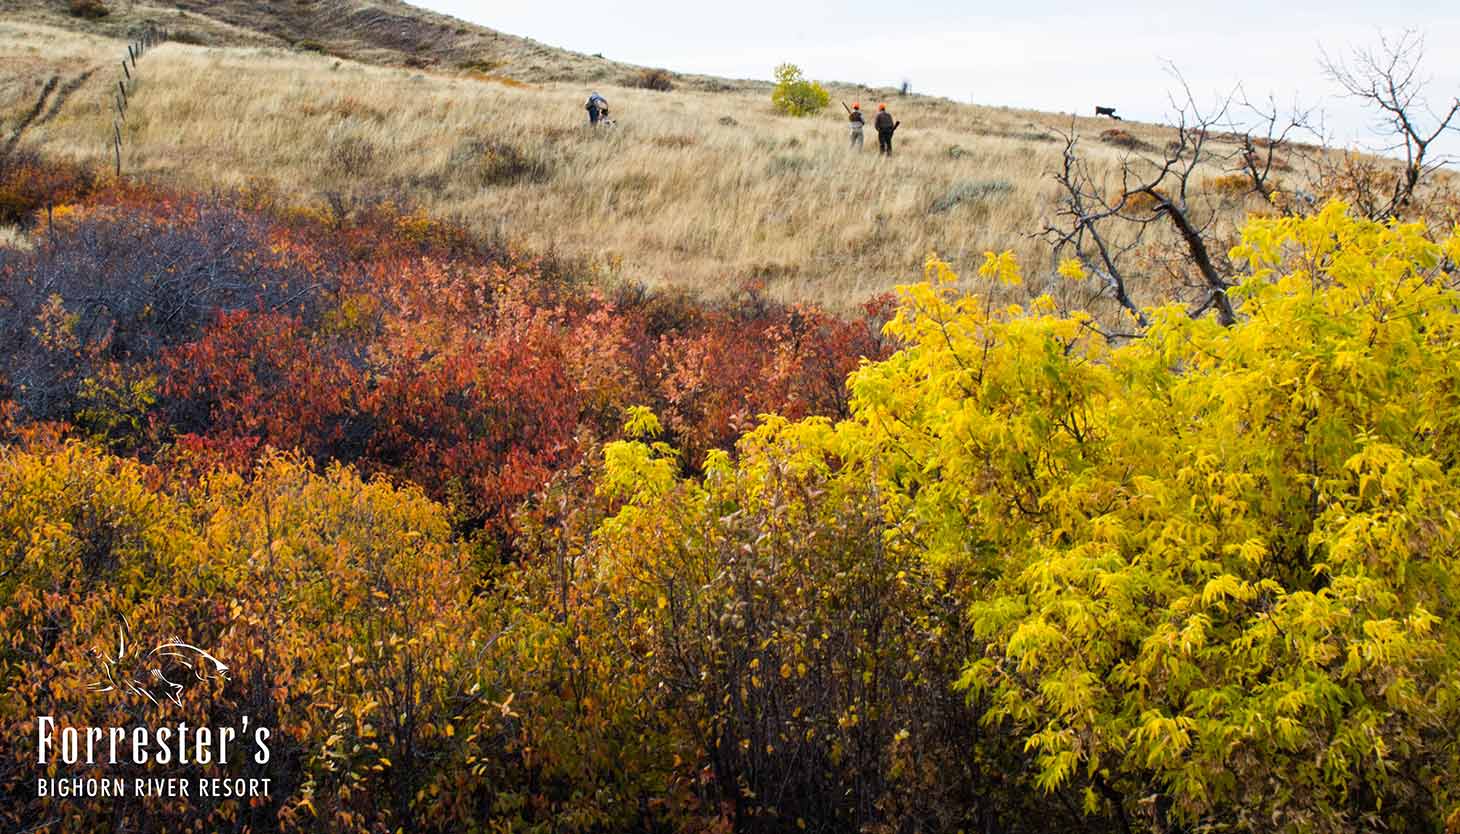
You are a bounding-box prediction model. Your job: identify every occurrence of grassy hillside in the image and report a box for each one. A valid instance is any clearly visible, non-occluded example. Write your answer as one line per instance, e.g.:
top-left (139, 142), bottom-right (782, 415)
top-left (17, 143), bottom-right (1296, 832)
top-left (0, 0), bottom-right (672, 81)
top-left (1, 6), bottom-right (1334, 309)
top-left (5, 7), bottom-right (1460, 834)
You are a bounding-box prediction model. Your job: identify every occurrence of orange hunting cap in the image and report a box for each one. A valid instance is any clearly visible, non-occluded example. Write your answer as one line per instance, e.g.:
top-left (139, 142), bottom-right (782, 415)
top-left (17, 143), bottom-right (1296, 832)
top-left (852, 102), bottom-right (860, 109)
top-left (877, 103), bottom-right (886, 110)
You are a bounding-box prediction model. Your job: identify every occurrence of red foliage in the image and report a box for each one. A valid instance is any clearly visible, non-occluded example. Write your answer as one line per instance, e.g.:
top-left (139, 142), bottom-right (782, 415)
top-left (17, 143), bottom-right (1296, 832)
top-left (364, 305), bottom-right (580, 529)
top-left (3, 155), bottom-right (894, 539)
top-left (0, 148), bottom-right (99, 226)
top-left (651, 298), bottom-right (893, 457)
top-left (161, 310), bottom-right (367, 470)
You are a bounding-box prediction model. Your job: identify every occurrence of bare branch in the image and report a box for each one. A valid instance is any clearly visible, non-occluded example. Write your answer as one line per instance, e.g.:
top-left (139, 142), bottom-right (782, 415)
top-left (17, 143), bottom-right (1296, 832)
top-left (1321, 30), bottom-right (1460, 217)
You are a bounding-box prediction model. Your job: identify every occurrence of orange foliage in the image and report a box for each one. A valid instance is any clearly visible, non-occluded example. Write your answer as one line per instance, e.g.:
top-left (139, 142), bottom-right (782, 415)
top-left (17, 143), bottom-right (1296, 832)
top-left (1, 155), bottom-right (890, 543)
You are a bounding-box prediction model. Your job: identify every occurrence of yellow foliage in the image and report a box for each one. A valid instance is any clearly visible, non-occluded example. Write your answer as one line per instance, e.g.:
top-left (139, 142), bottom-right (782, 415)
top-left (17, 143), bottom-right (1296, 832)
top-left (597, 200), bottom-right (1460, 830)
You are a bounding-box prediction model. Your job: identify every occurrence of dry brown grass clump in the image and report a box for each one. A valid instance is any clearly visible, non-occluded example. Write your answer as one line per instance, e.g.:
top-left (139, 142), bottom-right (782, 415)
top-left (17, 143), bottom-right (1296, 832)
top-left (66, 0), bottom-right (109, 20)
top-left (633, 68), bottom-right (675, 92)
top-left (1205, 173), bottom-right (1255, 196)
top-left (1099, 128), bottom-right (1150, 151)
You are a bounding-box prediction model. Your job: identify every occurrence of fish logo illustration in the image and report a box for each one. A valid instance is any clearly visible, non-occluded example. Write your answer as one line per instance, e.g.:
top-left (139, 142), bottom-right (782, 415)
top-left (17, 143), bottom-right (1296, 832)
top-left (87, 617), bottom-right (229, 708)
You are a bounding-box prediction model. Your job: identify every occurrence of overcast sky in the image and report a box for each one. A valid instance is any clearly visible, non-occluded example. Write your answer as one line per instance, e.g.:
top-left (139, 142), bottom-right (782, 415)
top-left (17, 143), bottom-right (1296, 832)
top-left (417, 1), bottom-right (1459, 158)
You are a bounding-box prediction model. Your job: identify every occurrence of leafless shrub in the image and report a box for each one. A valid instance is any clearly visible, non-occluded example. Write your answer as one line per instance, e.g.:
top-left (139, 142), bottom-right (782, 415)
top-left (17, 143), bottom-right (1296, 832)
top-left (1043, 68), bottom-right (1311, 330)
top-left (1320, 30), bottom-right (1460, 218)
top-left (0, 201), bottom-right (329, 422)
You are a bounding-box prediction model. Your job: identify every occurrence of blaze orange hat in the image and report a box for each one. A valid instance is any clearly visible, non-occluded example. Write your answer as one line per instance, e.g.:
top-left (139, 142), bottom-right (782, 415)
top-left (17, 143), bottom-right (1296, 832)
top-left (877, 103), bottom-right (886, 111)
top-left (852, 102), bottom-right (860, 109)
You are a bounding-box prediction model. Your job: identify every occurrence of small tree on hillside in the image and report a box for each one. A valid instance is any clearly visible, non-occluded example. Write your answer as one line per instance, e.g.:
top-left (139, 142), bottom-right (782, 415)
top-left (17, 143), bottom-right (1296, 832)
top-left (1320, 30), bottom-right (1460, 219)
top-left (771, 63), bottom-right (830, 117)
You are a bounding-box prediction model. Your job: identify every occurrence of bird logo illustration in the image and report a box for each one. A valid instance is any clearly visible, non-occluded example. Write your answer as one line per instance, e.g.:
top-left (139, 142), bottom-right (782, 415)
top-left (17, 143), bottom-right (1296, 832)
top-left (87, 617), bottom-right (229, 708)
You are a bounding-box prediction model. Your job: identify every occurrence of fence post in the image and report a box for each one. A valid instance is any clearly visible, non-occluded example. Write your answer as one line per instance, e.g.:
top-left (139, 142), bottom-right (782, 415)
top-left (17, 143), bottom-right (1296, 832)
top-left (106, 26), bottom-right (169, 179)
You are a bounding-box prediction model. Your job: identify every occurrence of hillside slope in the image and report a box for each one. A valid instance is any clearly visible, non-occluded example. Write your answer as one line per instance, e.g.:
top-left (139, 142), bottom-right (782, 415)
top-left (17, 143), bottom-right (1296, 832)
top-left (0, 3), bottom-right (1350, 309)
top-left (0, 0), bottom-right (748, 89)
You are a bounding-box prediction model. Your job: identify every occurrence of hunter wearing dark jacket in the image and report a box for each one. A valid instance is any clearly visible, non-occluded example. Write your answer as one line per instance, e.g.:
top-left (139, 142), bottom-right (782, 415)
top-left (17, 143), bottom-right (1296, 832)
top-left (874, 104), bottom-right (899, 156)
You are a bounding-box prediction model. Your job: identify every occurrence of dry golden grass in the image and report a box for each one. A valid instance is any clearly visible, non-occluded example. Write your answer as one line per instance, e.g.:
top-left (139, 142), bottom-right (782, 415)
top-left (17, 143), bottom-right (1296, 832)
top-left (0, 223), bottom-right (33, 251)
top-left (0, 18), bottom-right (1319, 309)
top-left (0, 0), bottom-right (735, 89)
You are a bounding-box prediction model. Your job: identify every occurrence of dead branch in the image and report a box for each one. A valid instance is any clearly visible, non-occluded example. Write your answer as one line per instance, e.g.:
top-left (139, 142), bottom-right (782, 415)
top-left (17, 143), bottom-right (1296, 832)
top-left (1321, 30), bottom-right (1460, 217)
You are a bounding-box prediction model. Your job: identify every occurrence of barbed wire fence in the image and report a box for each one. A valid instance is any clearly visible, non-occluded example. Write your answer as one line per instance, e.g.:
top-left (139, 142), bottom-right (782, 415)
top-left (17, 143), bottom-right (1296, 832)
top-left (111, 22), bottom-right (169, 178)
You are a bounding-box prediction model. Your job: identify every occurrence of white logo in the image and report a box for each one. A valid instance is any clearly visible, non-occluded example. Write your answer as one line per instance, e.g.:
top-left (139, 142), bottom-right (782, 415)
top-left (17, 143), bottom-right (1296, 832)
top-left (86, 618), bottom-right (229, 708)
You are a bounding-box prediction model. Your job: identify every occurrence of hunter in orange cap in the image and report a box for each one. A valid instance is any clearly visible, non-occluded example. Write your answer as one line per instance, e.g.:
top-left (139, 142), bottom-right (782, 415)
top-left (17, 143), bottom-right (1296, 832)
top-left (874, 104), bottom-right (899, 155)
top-left (845, 101), bottom-right (865, 150)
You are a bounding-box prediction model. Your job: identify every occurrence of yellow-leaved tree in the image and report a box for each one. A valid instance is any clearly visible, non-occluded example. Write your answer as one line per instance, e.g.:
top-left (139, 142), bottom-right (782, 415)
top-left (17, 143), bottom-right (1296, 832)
top-left (771, 63), bottom-right (831, 117)
top-left (594, 202), bottom-right (1460, 832)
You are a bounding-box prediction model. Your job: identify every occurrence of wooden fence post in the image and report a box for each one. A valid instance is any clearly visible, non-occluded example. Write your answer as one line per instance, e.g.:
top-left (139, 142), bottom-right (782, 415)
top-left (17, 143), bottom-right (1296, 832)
top-left (105, 26), bottom-right (169, 178)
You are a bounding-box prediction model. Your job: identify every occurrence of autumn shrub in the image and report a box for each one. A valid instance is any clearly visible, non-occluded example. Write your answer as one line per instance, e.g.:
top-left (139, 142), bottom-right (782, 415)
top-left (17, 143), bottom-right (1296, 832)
top-left (159, 310), bottom-right (370, 468)
top-left (73, 361), bottom-right (159, 453)
top-left (363, 309), bottom-right (580, 532)
top-left (1205, 171), bottom-right (1255, 196)
top-left (0, 443), bottom-right (231, 832)
top-left (0, 171), bottom-right (884, 537)
top-left (791, 205), bottom-right (1459, 831)
top-left (0, 444), bottom-right (506, 833)
top-left (579, 411), bottom-right (1035, 832)
top-left (632, 67), bottom-right (675, 92)
top-left (0, 159), bottom-right (919, 831)
top-left (1099, 127), bottom-right (1149, 151)
top-left (770, 63), bottom-right (830, 117)
top-left (650, 296), bottom-right (889, 461)
top-left (6, 142), bottom-right (1460, 834)
top-left (0, 187), bottom-right (31, 226)
top-left (1121, 188), bottom-right (1166, 212)
top-left (0, 198), bottom-right (326, 423)
top-left (560, 203), bottom-right (1460, 832)
top-left (446, 201), bottom-right (1456, 833)
top-left (0, 148), bottom-right (98, 226)
top-left (67, 0), bottom-right (109, 19)
top-left (196, 454), bottom-right (501, 832)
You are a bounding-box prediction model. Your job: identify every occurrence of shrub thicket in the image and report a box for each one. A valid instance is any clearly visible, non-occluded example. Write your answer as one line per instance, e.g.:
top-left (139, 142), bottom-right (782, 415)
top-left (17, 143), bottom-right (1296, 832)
top-left (67, 0), bottom-right (109, 19)
top-left (633, 67), bottom-right (675, 91)
top-left (4, 149), bottom-right (1458, 834)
